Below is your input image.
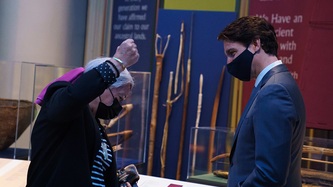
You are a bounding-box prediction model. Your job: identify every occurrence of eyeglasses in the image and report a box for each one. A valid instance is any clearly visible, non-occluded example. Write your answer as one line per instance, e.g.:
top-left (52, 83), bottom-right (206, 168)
top-left (118, 95), bottom-right (127, 102)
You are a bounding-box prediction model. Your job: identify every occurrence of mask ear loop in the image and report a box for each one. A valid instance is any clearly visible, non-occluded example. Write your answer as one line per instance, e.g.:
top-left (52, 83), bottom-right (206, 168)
top-left (246, 43), bottom-right (261, 55)
top-left (250, 39), bottom-right (261, 54)
top-left (108, 88), bottom-right (116, 100)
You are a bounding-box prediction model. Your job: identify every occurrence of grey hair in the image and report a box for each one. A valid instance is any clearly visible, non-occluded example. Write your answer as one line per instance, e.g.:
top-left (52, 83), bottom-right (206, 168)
top-left (84, 57), bottom-right (134, 89)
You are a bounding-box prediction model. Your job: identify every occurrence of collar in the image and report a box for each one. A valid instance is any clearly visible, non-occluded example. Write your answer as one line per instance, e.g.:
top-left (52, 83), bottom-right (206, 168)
top-left (255, 60), bottom-right (282, 87)
top-left (35, 67), bottom-right (85, 106)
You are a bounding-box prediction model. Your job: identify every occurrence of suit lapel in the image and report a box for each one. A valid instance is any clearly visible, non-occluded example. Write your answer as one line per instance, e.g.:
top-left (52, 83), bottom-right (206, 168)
top-left (229, 85), bottom-right (260, 160)
top-left (229, 64), bottom-right (288, 161)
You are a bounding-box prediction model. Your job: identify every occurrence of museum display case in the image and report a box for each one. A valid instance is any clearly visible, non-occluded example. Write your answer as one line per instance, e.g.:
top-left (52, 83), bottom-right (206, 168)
top-left (0, 61), bottom-right (151, 169)
top-left (103, 71), bottom-right (151, 169)
top-left (187, 127), bottom-right (234, 187)
top-left (0, 60), bottom-right (72, 160)
top-left (301, 136), bottom-right (333, 187)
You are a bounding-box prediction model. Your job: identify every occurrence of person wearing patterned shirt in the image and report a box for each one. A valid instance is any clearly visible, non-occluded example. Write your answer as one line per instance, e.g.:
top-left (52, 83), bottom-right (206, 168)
top-left (26, 39), bottom-right (139, 187)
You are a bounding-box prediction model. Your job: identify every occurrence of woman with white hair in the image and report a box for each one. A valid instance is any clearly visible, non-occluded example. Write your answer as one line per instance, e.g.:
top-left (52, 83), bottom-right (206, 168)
top-left (27, 39), bottom-right (139, 187)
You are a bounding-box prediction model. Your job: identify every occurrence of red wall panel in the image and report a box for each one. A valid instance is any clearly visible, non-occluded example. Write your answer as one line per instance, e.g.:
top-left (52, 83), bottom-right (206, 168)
top-left (247, 0), bottom-right (333, 130)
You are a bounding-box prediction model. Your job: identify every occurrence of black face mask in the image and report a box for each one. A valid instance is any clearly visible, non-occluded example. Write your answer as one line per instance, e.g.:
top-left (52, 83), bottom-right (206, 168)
top-left (95, 89), bottom-right (123, 120)
top-left (227, 48), bottom-right (256, 81)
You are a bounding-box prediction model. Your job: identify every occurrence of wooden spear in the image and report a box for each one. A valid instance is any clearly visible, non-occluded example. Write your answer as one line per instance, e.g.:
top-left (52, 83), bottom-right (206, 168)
top-left (207, 65), bottom-right (226, 172)
top-left (160, 68), bottom-right (184, 177)
top-left (160, 26), bottom-right (184, 177)
top-left (147, 34), bottom-right (170, 175)
top-left (176, 13), bottom-right (194, 180)
top-left (174, 21), bottom-right (185, 94)
top-left (160, 71), bottom-right (174, 178)
top-left (191, 74), bottom-right (203, 175)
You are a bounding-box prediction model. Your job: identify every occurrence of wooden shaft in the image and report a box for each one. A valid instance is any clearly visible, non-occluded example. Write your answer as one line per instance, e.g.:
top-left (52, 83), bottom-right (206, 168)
top-left (176, 14), bottom-right (193, 179)
top-left (303, 145), bottom-right (333, 156)
top-left (107, 130), bottom-right (133, 138)
top-left (195, 74), bottom-right (203, 128)
top-left (302, 157), bottom-right (333, 165)
top-left (108, 130), bottom-right (133, 151)
top-left (147, 54), bottom-right (163, 175)
top-left (174, 22), bottom-right (184, 94)
top-left (210, 153), bottom-right (230, 162)
top-left (106, 104), bottom-right (133, 128)
top-left (207, 66), bottom-right (225, 172)
top-left (160, 71), bottom-right (173, 178)
top-left (176, 58), bottom-right (191, 180)
top-left (301, 168), bottom-right (333, 182)
top-left (191, 74), bottom-right (203, 175)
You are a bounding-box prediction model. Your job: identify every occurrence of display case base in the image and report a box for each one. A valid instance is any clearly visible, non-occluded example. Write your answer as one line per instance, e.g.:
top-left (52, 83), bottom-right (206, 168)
top-left (187, 173), bottom-right (227, 187)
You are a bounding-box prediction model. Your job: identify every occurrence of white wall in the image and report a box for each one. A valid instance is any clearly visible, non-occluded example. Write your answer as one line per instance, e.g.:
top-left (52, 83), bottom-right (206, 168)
top-left (0, 0), bottom-right (87, 67)
top-left (0, 0), bottom-right (88, 155)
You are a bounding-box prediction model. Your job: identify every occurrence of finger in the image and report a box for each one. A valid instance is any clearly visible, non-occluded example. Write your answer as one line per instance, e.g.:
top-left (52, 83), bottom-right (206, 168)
top-left (130, 46), bottom-right (138, 53)
top-left (123, 38), bottom-right (134, 44)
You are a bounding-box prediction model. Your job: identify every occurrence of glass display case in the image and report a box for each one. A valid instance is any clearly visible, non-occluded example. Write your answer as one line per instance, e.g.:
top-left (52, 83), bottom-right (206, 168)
top-left (302, 136), bottom-right (333, 187)
top-left (0, 61), bottom-right (151, 170)
top-left (187, 127), bottom-right (234, 187)
top-left (0, 61), bottom-right (150, 167)
top-left (104, 71), bottom-right (151, 169)
top-left (0, 60), bottom-right (72, 160)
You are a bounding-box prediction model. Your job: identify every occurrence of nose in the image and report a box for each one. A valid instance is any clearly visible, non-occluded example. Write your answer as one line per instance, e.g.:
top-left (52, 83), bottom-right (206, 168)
top-left (226, 57), bottom-right (233, 64)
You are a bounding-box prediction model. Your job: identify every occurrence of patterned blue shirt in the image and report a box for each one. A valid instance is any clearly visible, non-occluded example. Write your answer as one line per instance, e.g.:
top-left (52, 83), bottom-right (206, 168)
top-left (91, 127), bottom-right (113, 187)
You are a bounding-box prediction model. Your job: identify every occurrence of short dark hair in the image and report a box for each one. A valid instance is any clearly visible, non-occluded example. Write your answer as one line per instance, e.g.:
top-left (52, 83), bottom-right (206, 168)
top-left (218, 16), bottom-right (278, 56)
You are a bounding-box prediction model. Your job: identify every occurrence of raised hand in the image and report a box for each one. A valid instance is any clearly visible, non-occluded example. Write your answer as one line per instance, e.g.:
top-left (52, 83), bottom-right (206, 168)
top-left (113, 39), bottom-right (140, 69)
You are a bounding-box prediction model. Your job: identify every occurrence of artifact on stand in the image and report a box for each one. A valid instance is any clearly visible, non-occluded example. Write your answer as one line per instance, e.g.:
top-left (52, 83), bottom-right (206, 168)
top-left (147, 33), bottom-right (170, 175)
top-left (211, 153), bottom-right (230, 179)
top-left (0, 98), bottom-right (33, 151)
top-left (177, 13), bottom-right (194, 180)
top-left (161, 22), bottom-right (185, 177)
top-left (102, 104), bottom-right (134, 151)
top-left (104, 104), bottom-right (133, 128)
top-left (213, 170), bottom-right (229, 179)
top-left (208, 65), bottom-right (226, 171)
top-left (301, 145), bottom-right (333, 186)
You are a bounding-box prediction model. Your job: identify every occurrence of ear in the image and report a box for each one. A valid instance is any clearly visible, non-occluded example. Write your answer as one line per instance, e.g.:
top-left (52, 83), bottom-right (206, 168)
top-left (253, 38), bottom-right (261, 49)
top-left (249, 38), bottom-right (261, 53)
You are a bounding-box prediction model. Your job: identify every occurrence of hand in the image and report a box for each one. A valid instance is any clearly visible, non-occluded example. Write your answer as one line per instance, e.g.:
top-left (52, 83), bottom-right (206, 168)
top-left (118, 164), bottom-right (139, 187)
top-left (120, 182), bottom-right (132, 187)
top-left (120, 182), bottom-right (138, 187)
top-left (113, 39), bottom-right (139, 68)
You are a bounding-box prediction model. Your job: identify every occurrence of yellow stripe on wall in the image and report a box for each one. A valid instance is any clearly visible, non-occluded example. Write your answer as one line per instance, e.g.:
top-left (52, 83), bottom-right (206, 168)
top-left (230, 0), bottom-right (249, 129)
top-left (164, 0), bottom-right (236, 12)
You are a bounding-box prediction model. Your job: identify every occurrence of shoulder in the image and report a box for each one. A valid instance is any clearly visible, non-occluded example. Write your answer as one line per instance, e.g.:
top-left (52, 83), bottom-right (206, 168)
top-left (258, 83), bottom-right (291, 102)
top-left (43, 81), bottom-right (71, 103)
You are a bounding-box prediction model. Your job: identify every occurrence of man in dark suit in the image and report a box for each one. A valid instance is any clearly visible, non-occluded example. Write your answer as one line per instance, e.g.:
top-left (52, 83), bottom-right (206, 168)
top-left (218, 16), bottom-right (306, 187)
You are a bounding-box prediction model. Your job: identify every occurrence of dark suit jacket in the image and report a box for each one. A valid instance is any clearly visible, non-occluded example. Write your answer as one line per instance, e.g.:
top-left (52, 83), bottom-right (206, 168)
top-left (227, 64), bottom-right (306, 187)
